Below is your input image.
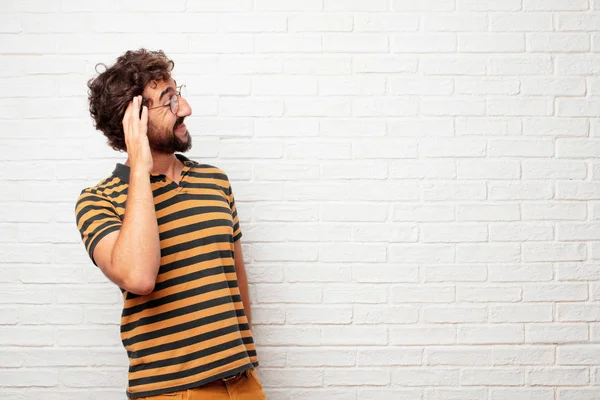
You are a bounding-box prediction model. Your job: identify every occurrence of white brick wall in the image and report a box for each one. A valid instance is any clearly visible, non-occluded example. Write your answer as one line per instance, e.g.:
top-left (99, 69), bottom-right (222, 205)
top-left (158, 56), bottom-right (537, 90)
top-left (1, 0), bottom-right (599, 398)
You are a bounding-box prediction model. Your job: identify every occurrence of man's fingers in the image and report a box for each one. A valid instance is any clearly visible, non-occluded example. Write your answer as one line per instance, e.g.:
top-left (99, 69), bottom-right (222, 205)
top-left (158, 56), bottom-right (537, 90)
top-left (140, 104), bottom-right (148, 127)
top-left (123, 100), bottom-right (133, 127)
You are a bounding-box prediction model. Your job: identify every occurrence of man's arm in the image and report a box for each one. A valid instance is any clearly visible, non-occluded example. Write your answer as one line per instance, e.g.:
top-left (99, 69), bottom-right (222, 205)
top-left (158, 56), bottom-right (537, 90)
top-left (234, 239), bottom-right (252, 329)
top-left (93, 96), bottom-right (161, 295)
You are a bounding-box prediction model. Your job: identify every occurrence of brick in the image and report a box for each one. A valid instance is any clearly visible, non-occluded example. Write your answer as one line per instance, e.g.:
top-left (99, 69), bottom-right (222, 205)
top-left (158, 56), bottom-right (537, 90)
top-left (393, 0), bottom-right (455, 11)
top-left (390, 160), bottom-right (456, 179)
top-left (490, 223), bottom-right (553, 242)
top-left (287, 349), bottom-right (355, 367)
top-left (489, 182), bottom-right (554, 200)
top-left (260, 368), bottom-right (323, 387)
top-left (490, 388), bottom-right (555, 400)
top-left (322, 161), bottom-right (388, 180)
top-left (489, 55), bottom-right (553, 75)
top-left (390, 325), bottom-right (457, 345)
top-left (255, 0), bottom-right (322, 10)
top-left (458, 285), bottom-right (522, 302)
top-left (353, 224), bottom-right (419, 243)
top-left (322, 326), bottom-right (388, 345)
top-left (457, 160), bottom-right (520, 179)
top-left (557, 99), bottom-right (600, 117)
top-left (459, 33), bottom-right (525, 52)
top-left (421, 223), bottom-right (487, 243)
top-left (490, 305), bottom-right (553, 323)
top-left (286, 306), bottom-right (351, 324)
top-left (392, 368), bottom-right (460, 386)
top-left (420, 138), bottom-right (486, 157)
top-left (524, 283), bottom-right (588, 302)
top-left (253, 326), bottom-right (320, 346)
top-left (421, 97), bottom-right (485, 116)
top-left (524, 0), bottom-right (589, 10)
top-left (457, 204), bottom-right (520, 221)
top-left (522, 78), bottom-right (586, 96)
top-left (388, 77), bottom-right (453, 95)
top-left (353, 305), bottom-right (419, 324)
top-left (528, 33), bottom-right (590, 52)
top-left (457, 244), bottom-right (520, 263)
top-left (325, 369), bottom-right (390, 386)
top-left (391, 34), bottom-right (457, 53)
top-left (356, 14), bottom-right (419, 32)
top-left (289, 14), bottom-right (353, 32)
top-left (493, 345), bottom-right (555, 365)
top-left (522, 202), bottom-right (587, 221)
top-left (353, 55), bottom-right (417, 73)
top-left (458, 0), bottom-right (522, 10)
top-left (423, 306), bottom-right (487, 323)
top-left (558, 345), bottom-right (600, 365)
top-left (422, 55), bottom-right (487, 75)
top-left (558, 182), bottom-right (600, 200)
top-left (354, 138), bottom-right (417, 159)
top-left (423, 265), bottom-right (487, 282)
top-left (458, 324), bottom-right (524, 344)
top-left (557, 263), bottom-right (600, 280)
top-left (461, 368), bottom-right (524, 385)
top-left (424, 14), bottom-right (488, 31)
top-left (358, 347), bottom-right (422, 366)
top-left (455, 78), bottom-right (520, 95)
top-left (324, 34), bottom-right (388, 53)
top-left (390, 244), bottom-right (455, 263)
top-left (491, 13), bottom-right (554, 31)
top-left (557, 13), bottom-right (600, 31)
top-left (278, 264), bottom-right (352, 282)
top-left (426, 388), bottom-right (489, 400)
top-left (523, 160), bottom-right (587, 179)
top-left (391, 285), bottom-right (455, 303)
top-left (321, 119), bottom-right (386, 137)
top-left (0, 370), bottom-right (58, 387)
top-left (324, 284), bottom-right (388, 304)
top-left (425, 347), bottom-right (491, 366)
top-left (354, 265), bottom-right (419, 283)
top-left (557, 55), bottom-right (600, 75)
top-left (526, 323), bottom-right (589, 343)
top-left (394, 204), bottom-right (455, 222)
top-left (558, 304), bottom-right (600, 322)
top-left (527, 367), bottom-right (589, 386)
top-left (559, 389), bottom-right (600, 400)
top-left (523, 118), bottom-right (588, 137)
top-left (287, 97), bottom-right (351, 117)
top-left (353, 97), bottom-right (418, 117)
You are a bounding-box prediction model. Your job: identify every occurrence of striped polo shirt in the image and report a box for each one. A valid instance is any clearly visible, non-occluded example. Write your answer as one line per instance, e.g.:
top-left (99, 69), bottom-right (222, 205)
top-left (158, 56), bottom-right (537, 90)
top-left (75, 154), bottom-right (258, 398)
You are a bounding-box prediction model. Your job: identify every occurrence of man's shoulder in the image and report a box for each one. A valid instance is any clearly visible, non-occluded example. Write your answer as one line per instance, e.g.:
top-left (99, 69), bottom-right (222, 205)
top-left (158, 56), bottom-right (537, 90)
top-left (76, 173), bottom-right (126, 204)
top-left (187, 161), bottom-right (230, 181)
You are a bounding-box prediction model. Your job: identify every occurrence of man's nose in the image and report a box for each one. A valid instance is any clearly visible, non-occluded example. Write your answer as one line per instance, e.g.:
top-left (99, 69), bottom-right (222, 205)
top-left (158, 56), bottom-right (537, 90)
top-left (177, 97), bottom-right (192, 117)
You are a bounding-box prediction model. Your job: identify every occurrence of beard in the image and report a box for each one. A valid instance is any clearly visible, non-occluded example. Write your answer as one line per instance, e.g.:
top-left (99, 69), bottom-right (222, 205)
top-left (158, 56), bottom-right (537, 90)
top-left (147, 117), bottom-right (192, 154)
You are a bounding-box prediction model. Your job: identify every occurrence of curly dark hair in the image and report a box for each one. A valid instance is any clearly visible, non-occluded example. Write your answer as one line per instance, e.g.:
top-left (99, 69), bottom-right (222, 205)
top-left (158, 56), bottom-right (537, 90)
top-left (87, 49), bottom-right (174, 151)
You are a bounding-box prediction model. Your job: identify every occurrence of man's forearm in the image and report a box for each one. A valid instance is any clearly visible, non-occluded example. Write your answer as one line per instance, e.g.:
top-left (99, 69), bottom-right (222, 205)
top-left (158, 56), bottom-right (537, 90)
top-left (110, 171), bottom-right (161, 294)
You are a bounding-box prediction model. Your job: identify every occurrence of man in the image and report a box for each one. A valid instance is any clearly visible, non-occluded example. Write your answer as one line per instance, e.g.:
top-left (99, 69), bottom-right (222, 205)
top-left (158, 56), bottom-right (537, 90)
top-left (75, 49), bottom-right (264, 399)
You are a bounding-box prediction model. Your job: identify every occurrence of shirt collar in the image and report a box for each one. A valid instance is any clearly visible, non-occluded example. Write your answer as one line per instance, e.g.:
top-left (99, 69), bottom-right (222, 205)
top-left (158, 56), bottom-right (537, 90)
top-left (112, 153), bottom-right (195, 184)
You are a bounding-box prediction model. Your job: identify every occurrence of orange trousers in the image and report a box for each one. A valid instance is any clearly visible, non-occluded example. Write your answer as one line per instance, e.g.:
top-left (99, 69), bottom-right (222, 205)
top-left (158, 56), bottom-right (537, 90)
top-left (140, 369), bottom-right (266, 400)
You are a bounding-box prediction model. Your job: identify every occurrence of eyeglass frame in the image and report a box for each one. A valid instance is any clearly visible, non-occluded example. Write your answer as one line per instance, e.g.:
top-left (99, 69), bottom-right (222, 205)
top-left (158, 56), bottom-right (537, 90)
top-left (140, 84), bottom-right (186, 116)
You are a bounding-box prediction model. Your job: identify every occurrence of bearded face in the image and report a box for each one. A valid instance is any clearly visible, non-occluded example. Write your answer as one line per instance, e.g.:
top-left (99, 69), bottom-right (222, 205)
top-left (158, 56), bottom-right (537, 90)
top-left (147, 115), bottom-right (192, 154)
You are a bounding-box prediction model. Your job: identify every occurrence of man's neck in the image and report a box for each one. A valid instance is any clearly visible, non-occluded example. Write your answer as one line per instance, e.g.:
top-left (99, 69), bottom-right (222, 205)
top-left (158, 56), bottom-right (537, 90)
top-left (125, 152), bottom-right (183, 182)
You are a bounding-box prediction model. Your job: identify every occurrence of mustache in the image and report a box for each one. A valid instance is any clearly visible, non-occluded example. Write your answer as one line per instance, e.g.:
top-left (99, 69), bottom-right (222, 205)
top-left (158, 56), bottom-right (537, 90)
top-left (174, 117), bottom-right (185, 128)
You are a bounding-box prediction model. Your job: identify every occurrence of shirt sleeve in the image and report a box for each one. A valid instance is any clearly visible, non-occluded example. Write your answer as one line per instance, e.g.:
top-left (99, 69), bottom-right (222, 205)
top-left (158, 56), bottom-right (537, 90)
top-left (227, 180), bottom-right (243, 242)
top-left (75, 189), bottom-right (122, 266)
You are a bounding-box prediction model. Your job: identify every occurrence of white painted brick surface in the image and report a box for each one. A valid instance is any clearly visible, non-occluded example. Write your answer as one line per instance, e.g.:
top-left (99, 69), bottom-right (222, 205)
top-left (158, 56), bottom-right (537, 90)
top-left (2, 1), bottom-right (600, 398)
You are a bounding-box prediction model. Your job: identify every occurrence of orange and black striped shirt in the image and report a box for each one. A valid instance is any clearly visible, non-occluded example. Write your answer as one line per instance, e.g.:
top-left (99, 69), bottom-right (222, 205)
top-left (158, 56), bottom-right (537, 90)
top-left (75, 154), bottom-right (258, 398)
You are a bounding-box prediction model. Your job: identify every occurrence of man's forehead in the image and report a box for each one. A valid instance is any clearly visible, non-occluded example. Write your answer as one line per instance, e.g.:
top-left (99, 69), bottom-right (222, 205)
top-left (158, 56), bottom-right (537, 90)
top-left (145, 78), bottom-right (176, 93)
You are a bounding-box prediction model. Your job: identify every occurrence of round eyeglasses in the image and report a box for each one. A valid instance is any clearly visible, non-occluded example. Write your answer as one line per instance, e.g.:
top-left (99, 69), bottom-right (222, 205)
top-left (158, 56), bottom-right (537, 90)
top-left (142, 85), bottom-right (185, 115)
